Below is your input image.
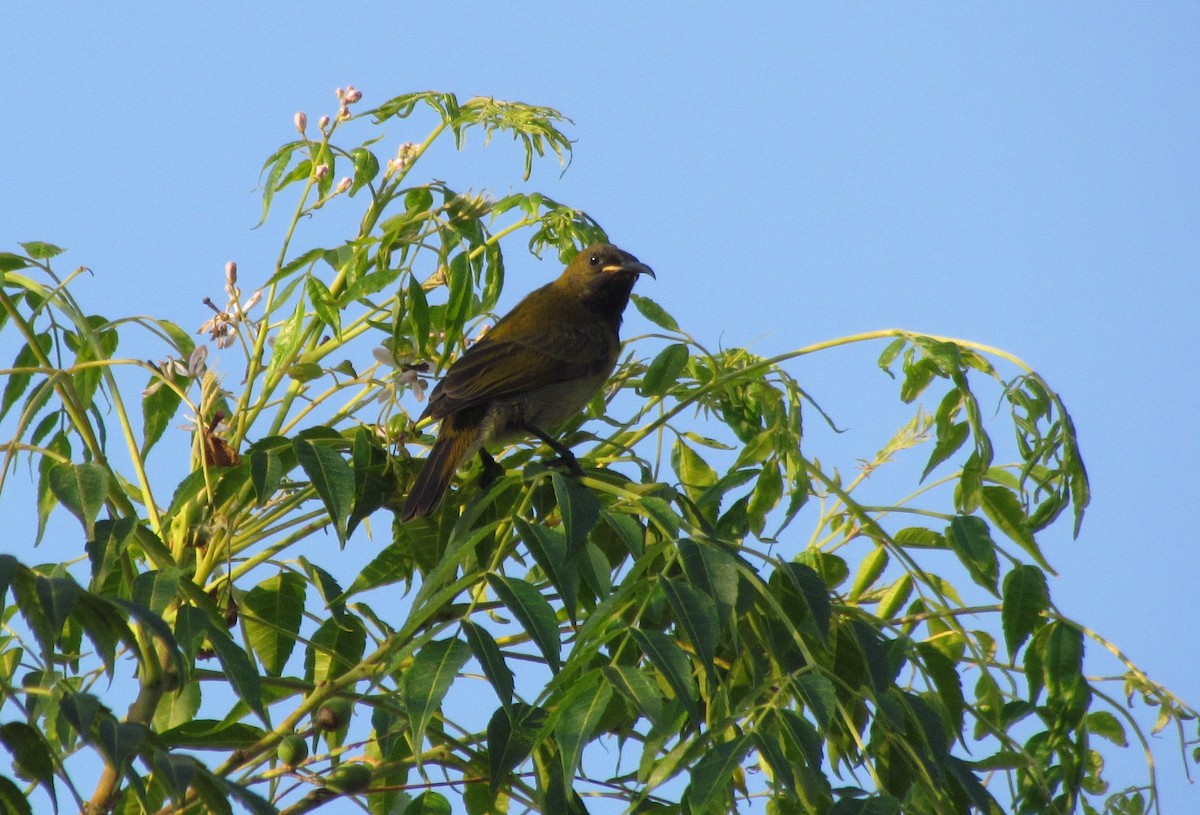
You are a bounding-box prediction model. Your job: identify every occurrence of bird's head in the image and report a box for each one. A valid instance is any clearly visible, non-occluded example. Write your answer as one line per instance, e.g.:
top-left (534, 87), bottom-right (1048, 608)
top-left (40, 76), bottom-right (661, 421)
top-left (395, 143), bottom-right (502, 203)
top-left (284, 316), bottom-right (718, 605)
top-left (558, 243), bottom-right (655, 316)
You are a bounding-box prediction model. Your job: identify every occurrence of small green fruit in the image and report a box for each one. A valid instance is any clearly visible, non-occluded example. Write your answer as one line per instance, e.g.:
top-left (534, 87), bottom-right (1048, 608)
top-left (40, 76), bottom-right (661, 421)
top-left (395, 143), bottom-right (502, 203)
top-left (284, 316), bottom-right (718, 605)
top-left (325, 762), bottom-right (372, 794)
top-left (315, 698), bottom-right (353, 732)
top-left (276, 734), bottom-right (308, 768)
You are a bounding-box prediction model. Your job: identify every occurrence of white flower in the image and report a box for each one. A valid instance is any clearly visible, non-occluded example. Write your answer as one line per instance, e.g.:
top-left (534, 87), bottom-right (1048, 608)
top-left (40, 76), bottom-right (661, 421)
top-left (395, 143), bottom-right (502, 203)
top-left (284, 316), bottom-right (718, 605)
top-left (372, 346), bottom-right (428, 403)
top-left (142, 356), bottom-right (189, 397)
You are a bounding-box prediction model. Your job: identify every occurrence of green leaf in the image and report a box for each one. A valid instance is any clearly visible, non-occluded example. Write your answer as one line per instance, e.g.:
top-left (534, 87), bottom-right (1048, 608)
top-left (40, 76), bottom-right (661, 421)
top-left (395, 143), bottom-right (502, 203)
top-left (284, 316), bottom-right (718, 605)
top-left (554, 673), bottom-right (613, 783)
top-left (96, 718), bottom-right (147, 770)
top-left (443, 252), bottom-right (473, 353)
top-left (487, 575), bottom-right (561, 672)
top-left (19, 241), bottom-right (65, 259)
top-left (305, 275), bottom-right (341, 337)
top-left (141, 367), bottom-right (185, 456)
top-left (256, 142), bottom-right (298, 226)
top-left (0, 776), bottom-right (32, 815)
top-left (601, 510), bottom-right (643, 557)
top-left (205, 622), bottom-right (266, 721)
top-left (684, 735), bottom-right (750, 815)
top-left (463, 621), bottom-right (514, 708)
top-left (981, 485), bottom-right (1054, 573)
top-left (1, 333), bottom-right (51, 422)
top-left (407, 274), bottom-right (431, 356)
top-left (248, 449), bottom-right (283, 507)
top-left (944, 515), bottom-right (999, 595)
top-left (0, 722), bottom-right (56, 807)
top-left (748, 458), bottom-right (783, 534)
top-left (48, 461), bottom-right (109, 539)
top-left (631, 293), bottom-right (680, 332)
top-left (132, 568), bottom-right (181, 615)
top-left (486, 702), bottom-right (545, 794)
top-left (266, 298), bottom-right (306, 381)
top-left (514, 517), bottom-right (577, 622)
top-left (877, 337), bottom-right (907, 376)
top-left (293, 437), bottom-right (355, 544)
top-left (893, 527), bottom-right (944, 549)
top-left (349, 146), bottom-right (380, 194)
top-left (344, 538), bottom-right (414, 599)
top-left (641, 343), bottom-right (689, 397)
top-left (1041, 621), bottom-right (1084, 702)
top-left (305, 614), bottom-right (367, 684)
top-left (848, 546), bottom-right (889, 602)
top-left (0, 252), bottom-right (31, 272)
top-left (671, 438), bottom-right (718, 508)
top-left (678, 539), bottom-right (739, 623)
top-left (242, 571), bottom-right (306, 676)
top-left (796, 549), bottom-right (849, 589)
top-left (159, 720), bottom-right (268, 750)
top-left (1001, 565), bottom-right (1049, 658)
top-left (550, 470), bottom-right (601, 553)
top-left (1086, 710), bottom-right (1128, 747)
top-left (777, 561), bottom-right (831, 643)
top-left (660, 577), bottom-right (718, 681)
top-left (603, 664), bottom-right (664, 724)
top-left (34, 575), bottom-right (81, 644)
top-left (922, 421), bottom-right (969, 481)
top-left (404, 638), bottom-right (471, 755)
top-left (348, 427), bottom-right (386, 537)
top-left (630, 628), bottom-right (699, 724)
top-left (830, 794), bottom-right (901, 815)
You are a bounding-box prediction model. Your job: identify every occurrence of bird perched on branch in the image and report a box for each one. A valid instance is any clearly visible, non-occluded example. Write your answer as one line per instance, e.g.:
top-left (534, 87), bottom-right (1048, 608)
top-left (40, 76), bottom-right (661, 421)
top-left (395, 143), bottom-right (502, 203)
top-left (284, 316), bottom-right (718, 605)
top-left (400, 243), bottom-right (654, 521)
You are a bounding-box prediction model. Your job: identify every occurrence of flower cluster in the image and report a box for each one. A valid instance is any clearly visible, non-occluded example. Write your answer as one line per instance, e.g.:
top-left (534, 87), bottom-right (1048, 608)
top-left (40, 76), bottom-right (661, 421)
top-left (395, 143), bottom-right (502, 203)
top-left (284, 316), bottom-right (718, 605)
top-left (387, 143), bottom-right (419, 176)
top-left (336, 85), bottom-right (362, 121)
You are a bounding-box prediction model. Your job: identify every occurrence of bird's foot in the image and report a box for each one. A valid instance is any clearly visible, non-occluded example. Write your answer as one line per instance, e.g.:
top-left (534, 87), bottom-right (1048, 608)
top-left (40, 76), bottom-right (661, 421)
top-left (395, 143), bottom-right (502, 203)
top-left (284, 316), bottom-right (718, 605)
top-left (478, 450), bottom-right (506, 488)
top-left (544, 450), bottom-right (585, 477)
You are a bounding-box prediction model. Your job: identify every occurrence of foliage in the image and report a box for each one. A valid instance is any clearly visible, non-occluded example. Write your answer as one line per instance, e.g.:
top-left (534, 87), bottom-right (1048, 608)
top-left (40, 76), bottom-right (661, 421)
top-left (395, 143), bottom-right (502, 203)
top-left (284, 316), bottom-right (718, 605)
top-left (0, 89), bottom-right (1195, 815)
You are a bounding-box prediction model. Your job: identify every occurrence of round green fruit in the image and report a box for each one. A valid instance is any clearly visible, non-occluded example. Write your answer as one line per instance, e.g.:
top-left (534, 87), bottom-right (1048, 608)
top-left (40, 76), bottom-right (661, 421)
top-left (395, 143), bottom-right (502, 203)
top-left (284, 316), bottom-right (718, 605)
top-left (315, 698), bottom-right (352, 732)
top-left (325, 762), bottom-right (372, 794)
top-left (276, 734), bottom-right (308, 768)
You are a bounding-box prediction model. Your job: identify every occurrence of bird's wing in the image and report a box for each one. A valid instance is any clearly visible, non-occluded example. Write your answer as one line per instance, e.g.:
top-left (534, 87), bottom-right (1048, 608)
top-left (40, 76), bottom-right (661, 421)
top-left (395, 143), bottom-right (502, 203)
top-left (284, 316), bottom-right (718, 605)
top-left (422, 318), bottom-right (613, 420)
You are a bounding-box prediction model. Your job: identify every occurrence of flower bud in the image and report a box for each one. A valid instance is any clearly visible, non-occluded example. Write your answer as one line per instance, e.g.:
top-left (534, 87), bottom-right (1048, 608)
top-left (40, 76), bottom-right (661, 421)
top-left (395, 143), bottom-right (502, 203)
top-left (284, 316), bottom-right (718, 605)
top-left (319, 115), bottom-right (331, 130)
top-left (294, 111), bottom-right (307, 135)
top-left (314, 164), bottom-right (330, 180)
top-left (336, 177), bottom-right (353, 194)
top-left (342, 85), bottom-right (362, 104)
top-left (225, 261), bottom-right (238, 286)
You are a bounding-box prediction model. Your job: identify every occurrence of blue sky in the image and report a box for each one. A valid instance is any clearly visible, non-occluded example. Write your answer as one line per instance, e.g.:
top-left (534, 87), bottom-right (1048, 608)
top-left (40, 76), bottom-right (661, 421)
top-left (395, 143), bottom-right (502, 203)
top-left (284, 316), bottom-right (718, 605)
top-left (4, 4), bottom-right (1199, 811)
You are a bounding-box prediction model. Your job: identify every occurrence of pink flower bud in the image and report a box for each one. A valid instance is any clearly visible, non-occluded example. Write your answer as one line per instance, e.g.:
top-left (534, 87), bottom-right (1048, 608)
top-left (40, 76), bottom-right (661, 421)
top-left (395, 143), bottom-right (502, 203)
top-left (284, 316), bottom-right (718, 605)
top-left (225, 261), bottom-right (238, 287)
top-left (294, 112), bottom-right (307, 134)
top-left (336, 177), bottom-right (353, 194)
top-left (343, 86), bottom-right (362, 104)
top-left (314, 164), bottom-right (330, 180)
top-left (319, 115), bottom-right (331, 130)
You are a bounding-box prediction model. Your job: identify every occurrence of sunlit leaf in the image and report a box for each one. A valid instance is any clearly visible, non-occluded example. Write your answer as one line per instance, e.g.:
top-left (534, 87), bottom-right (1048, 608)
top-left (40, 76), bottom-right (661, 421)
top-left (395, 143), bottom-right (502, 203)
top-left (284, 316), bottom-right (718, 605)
top-left (404, 638), bottom-right (471, 755)
top-left (242, 571), bottom-right (305, 676)
top-left (554, 672), bottom-right (613, 783)
top-left (944, 515), bottom-right (999, 595)
top-left (1001, 565), bottom-right (1049, 658)
top-left (47, 461), bottom-right (109, 539)
top-left (630, 293), bottom-right (680, 332)
top-left (486, 574), bottom-right (561, 672)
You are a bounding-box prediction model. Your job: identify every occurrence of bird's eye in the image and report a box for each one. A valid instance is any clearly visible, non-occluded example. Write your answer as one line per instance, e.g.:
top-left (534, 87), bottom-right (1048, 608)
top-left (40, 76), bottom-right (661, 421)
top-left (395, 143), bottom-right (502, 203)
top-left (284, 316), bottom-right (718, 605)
top-left (588, 252), bottom-right (601, 267)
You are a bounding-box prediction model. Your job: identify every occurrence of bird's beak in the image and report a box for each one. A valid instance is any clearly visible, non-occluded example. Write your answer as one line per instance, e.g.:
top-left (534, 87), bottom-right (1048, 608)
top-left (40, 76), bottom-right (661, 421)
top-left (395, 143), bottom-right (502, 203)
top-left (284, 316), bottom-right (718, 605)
top-left (606, 260), bottom-right (655, 280)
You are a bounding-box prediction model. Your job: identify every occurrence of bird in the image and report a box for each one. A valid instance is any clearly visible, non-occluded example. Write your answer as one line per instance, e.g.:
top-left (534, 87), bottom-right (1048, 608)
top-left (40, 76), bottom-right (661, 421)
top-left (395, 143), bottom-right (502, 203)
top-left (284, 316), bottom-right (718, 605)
top-left (399, 243), bottom-right (654, 521)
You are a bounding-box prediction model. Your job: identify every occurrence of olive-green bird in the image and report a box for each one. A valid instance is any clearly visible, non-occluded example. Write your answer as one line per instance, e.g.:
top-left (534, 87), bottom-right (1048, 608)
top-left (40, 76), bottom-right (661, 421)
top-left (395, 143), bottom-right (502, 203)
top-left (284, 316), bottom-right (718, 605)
top-left (400, 243), bottom-right (654, 521)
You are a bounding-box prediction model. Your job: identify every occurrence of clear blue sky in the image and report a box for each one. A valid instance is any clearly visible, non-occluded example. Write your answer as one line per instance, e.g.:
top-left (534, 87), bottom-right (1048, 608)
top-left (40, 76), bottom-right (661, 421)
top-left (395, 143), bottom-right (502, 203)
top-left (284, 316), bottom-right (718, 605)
top-left (4, 4), bottom-right (1198, 810)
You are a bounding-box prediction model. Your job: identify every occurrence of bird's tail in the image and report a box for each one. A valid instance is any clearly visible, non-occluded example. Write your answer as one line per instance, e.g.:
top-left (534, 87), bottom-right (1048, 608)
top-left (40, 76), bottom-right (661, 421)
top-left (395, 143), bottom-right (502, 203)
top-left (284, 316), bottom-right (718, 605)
top-left (400, 422), bottom-right (478, 521)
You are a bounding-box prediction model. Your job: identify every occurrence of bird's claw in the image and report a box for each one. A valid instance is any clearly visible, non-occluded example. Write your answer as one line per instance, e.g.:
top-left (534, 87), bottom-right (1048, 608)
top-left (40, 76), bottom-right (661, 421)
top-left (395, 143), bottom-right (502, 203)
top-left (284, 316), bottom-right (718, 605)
top-left (545, 451), bottom-right (585, 477)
